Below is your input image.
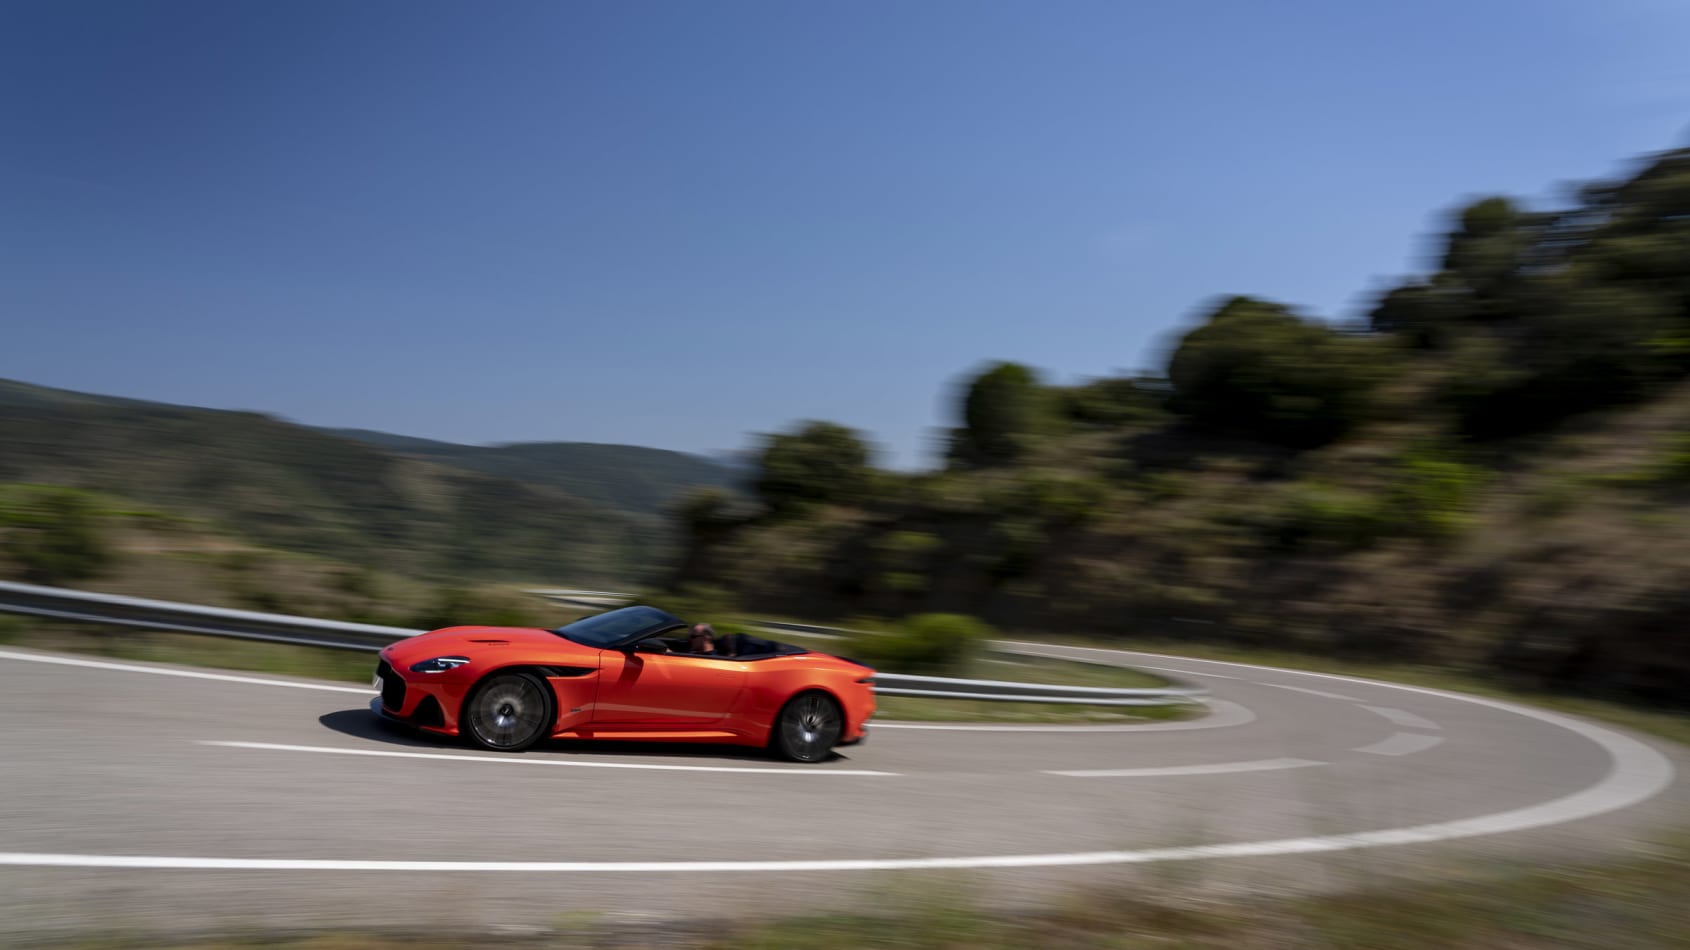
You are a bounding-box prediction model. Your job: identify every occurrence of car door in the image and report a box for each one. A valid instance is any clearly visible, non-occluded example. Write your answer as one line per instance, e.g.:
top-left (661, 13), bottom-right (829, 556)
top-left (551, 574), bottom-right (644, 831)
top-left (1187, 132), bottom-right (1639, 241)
top-left (592, 649), bottom-right (747, 726)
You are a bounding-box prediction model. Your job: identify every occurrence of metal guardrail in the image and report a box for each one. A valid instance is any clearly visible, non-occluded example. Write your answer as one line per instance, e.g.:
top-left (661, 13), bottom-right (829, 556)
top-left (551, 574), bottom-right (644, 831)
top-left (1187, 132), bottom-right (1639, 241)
top-left (0, 581), bottom-right (415, 652)
top-left (526, 588), bottom-right (637, 609)
top-left (870, 672), bottom-right (1202, 706)
top-left (0, 582), bottom-right (1204, 707)
top-left (739, 619), bottom-right (1204, 705)
top-left (743, 619), bottom-right (850, 640)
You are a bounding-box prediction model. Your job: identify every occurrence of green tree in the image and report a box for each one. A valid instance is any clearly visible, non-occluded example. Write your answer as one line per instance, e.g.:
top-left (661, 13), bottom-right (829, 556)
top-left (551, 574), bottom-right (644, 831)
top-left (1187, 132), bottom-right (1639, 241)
top-left (1369, 197), bottom-right (1552, 349)
top-left (753, 421), bottom-right (873, 514)
top-left (1368, 279), bottom-right (1455, 349)
top-left (1441, 197), bottom-right (1537, 315)
top-left (673, 487), bottom-right (743, 542)
top-left (951, 362), bottom-right (1045, 466)
top-left (1168, 296), bottom-right (1383, 447)
top-left (1057, 375), bottom-right (1168, 427)
top-left (667, 486), bottom-right (753, 587)
top-left (1363, 153), bottom-right (1690, 436)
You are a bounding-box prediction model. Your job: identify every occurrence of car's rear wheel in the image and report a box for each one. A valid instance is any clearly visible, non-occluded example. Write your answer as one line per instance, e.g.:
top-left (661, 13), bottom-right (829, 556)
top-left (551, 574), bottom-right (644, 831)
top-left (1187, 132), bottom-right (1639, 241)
top-left (463, 671), bottom-right (553, 752)
top-left (772, 691), bottom-right (843, 762)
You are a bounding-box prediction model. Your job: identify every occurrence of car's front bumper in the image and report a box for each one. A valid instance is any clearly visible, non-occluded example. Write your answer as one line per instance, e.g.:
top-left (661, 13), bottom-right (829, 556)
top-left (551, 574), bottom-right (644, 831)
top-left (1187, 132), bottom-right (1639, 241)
top-left (370, 696), bottom-right (408, 724)
top-left (373, 658), bottom-right (457, 732)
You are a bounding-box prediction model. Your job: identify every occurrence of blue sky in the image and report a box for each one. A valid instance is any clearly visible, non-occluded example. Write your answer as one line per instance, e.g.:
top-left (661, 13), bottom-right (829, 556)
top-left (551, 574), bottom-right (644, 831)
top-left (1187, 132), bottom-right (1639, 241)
top-left (3, 0), bottom-right (1686, 468)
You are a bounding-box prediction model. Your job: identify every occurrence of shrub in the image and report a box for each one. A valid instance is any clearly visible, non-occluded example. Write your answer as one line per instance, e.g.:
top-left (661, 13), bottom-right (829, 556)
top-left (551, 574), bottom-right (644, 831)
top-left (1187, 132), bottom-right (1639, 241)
top-left (646, 583), bottom-right (739, 624)
top-left (872, 531), bottom-right (941, 597)
top-left (411, 586), bottom-right (545, 630)
top-left (876, 530), bottom-right (942, 560)
top-left (976, 519), bottom-right (1045, 580)
top-left (845, 613), bottom-right (991, 675)
top-left (0, 484), bottom-right (112, 584)
top-left (1386, 448), bottom-right (1484, 539)
top-left (1267, 448), bottom-right (1482, 550)
top-left (1271, 483), bottom-right (1392, 550)
top-left (1654, 432), bottom-right (1690, 483)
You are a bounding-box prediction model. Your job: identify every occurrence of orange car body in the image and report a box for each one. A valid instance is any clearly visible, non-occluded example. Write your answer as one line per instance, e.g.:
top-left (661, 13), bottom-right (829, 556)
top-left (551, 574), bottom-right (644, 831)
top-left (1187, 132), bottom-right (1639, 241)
top-left (374, 617), bottom-right (875, 751)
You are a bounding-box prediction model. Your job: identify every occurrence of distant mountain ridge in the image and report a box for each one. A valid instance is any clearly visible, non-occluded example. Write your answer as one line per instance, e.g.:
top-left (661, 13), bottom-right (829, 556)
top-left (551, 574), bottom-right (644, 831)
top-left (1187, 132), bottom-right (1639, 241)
top-left (0, 378), bottom-right (738, 583)
top-left (319, 428), bottom-right (741, 515)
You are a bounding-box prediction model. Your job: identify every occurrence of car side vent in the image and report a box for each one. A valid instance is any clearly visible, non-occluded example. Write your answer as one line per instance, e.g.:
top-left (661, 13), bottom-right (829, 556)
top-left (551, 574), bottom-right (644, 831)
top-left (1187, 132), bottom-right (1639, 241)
top-left (537, 666), bottom-right (595, 678)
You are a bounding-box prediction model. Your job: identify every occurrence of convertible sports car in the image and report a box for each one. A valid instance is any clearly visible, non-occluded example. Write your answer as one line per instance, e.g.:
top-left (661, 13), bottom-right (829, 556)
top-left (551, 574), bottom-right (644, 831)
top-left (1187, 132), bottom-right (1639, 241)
top-left (372, 605), bottom-right (875, 762)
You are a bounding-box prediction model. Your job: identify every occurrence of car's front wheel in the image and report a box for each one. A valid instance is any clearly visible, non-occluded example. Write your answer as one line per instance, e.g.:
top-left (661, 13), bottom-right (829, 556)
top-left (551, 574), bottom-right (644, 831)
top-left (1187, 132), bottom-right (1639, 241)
top-left (463, 671), bottom-right (553, 752)
top-left (772, 691), bottom-right (843, 762)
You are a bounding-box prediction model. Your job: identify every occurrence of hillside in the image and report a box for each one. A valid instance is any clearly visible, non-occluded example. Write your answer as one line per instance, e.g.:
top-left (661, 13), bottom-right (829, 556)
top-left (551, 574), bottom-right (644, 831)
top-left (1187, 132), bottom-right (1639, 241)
top-left (672, 144), bottom-right (1690, 703)
top-left (322, 428), bottom-right (741, 515)
top-left (0, 380), bottom-right (678, 584)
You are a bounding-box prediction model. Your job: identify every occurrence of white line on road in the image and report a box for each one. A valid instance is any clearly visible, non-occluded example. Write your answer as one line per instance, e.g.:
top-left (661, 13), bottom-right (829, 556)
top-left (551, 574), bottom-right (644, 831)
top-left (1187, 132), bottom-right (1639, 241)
top-left (1362, 706), bottom-right (1440, 730)
top-left (1134, 665), bottom-right (1242, 681)
top-left (1256, 683), bottom-right (1361, 702)
top-left (0, 649), bottom-right (371, 694)
top-left (199, 741), bottom-right (897, 776)
top-left (1353, 733), bottom-right (1444, 757)
top-left (872, 699), bottom-right (1256, 732)
top-left (990, 643), bottom-right (1242, 680)
top-left (1049, 757), bottom-right (1323, 778)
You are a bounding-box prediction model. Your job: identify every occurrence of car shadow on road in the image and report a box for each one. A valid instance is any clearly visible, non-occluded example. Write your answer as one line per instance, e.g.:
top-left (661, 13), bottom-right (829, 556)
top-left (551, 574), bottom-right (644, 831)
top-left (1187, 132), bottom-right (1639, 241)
top-left (317, 708), bottom-right (445, 748)
top-left (316, 707), bottom-right (855, 764)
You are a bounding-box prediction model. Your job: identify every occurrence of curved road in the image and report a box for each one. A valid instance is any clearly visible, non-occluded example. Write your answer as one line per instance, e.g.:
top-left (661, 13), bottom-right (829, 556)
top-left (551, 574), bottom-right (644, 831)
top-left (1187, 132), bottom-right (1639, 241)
top-left (1, 642), bottom-right (1685, 939)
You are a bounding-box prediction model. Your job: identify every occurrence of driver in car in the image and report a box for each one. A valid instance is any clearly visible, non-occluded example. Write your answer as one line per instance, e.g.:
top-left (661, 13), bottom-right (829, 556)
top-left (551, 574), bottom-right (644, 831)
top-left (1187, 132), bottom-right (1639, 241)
top-left (686, 623), bottom-right (718, 654)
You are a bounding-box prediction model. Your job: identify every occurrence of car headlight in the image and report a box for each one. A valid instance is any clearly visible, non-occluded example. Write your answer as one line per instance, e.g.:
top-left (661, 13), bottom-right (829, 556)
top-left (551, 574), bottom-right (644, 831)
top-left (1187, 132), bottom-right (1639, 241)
top-left (409, 656), bottom-right (471, 674)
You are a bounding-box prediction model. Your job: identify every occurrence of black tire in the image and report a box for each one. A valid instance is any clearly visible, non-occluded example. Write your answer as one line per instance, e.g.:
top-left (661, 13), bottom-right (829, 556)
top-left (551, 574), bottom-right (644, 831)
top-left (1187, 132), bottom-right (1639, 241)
top-left (771, 691), bottom-right (843, 763)
top-left (462, 671), bottom-right (554, 752)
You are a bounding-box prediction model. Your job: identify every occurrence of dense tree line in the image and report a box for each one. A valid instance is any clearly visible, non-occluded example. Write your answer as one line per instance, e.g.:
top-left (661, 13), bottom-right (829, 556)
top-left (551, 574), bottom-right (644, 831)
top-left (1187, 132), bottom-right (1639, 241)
top-left (676, 144), bottom-right (1690, 704)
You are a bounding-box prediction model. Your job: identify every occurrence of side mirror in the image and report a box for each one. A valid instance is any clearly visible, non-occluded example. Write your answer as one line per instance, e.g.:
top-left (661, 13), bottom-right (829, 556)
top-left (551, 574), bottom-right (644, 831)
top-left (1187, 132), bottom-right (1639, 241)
top-left (632, 640), bottom-right (668, 654)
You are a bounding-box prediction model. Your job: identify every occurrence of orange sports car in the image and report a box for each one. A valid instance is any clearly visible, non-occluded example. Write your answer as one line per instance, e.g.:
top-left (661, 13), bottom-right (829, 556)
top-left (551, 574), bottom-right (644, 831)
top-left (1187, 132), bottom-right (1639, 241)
top-left (372, 605), bottom-right (875, 762)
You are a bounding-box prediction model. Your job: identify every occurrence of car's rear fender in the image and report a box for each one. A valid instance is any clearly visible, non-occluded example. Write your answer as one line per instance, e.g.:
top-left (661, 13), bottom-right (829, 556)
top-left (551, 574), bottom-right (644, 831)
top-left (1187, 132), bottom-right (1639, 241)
top-left (731, 673), bottom-right (873, 746)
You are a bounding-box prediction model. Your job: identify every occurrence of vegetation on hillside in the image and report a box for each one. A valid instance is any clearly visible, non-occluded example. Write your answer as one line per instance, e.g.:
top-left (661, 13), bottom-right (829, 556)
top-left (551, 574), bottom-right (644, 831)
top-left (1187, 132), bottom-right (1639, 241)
top-left (0, 482), bottom-right (570, 630)
top-left (323, 427), bottom-right (740, 516)
top-left (674, 144), bottom-right (1690, 704)
top-left (0, 484), bottom-right (112, 584)
top-left (0, 381), bottom-right (735, 585)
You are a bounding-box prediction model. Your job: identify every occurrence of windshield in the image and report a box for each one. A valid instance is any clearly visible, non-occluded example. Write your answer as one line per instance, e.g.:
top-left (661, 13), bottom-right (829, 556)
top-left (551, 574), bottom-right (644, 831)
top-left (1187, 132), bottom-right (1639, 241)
top-left (554, 606), bottom-right (684, 648)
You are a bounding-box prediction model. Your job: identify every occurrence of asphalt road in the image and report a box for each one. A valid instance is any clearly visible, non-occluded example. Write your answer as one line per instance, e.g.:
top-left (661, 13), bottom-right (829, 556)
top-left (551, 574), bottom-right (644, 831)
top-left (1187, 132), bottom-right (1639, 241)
top-left (0, 642), bottom-right (1684, 940)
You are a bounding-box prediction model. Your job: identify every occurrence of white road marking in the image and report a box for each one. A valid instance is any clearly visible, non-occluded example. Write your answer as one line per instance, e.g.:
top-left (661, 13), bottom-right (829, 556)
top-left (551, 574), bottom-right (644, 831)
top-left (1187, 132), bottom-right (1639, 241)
top-left (0, 649), bottom-right (371, 694)
top-left (990, 643), bottom-right (1241, 680)
top-left (1354, 733), bottom-right (1444, 757)
top-left (872, 699), bottom-right (1256, 732)
top-left (1049, 757), bottom-right (1323, 778)
top-left (1256, 683), bottom-right (1360, 701)
top-left (1362, 706), bottom-right (1440, 730)
top-left (199, 741), bottom-right (896, 776)
top-left (1134, 666), bottom-right (1242, 681)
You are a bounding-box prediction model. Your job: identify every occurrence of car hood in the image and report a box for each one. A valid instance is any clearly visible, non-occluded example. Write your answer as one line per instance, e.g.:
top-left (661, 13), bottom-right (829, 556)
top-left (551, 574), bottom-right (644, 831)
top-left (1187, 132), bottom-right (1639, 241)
top-left (380, 625), bottom-right (584, 666)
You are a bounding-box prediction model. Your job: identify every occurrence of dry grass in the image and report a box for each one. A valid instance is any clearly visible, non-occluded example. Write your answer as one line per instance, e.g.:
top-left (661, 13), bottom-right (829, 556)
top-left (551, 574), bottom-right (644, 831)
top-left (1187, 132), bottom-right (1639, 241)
top-left (32, 833), bottom-right (1690, 948)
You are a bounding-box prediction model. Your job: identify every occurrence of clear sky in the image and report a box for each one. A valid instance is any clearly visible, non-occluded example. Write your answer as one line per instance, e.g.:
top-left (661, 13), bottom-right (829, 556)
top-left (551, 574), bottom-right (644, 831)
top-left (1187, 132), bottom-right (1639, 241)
top-left (3, 0), bottom-right (1686, 468)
